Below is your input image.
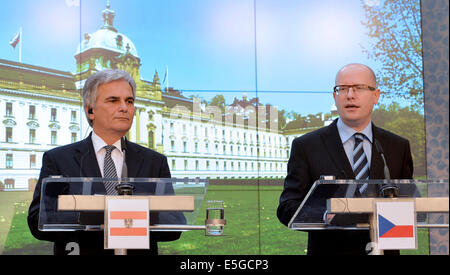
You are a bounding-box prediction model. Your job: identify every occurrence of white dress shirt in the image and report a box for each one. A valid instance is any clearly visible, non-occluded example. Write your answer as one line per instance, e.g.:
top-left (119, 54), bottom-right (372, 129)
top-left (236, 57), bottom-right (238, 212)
top-left (91, 131), bottom-right (124, 178)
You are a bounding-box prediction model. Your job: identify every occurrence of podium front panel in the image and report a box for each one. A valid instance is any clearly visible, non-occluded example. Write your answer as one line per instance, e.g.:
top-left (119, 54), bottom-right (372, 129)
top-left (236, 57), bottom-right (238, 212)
top-left (288, 179), bottom-right (449, 231)
top-left (38, 177), bottom-right (208, 232)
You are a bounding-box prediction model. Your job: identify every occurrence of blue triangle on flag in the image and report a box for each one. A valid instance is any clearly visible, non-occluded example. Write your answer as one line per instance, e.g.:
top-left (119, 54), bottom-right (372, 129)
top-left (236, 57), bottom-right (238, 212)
top-left (378, 214), bottom-right (395, 237)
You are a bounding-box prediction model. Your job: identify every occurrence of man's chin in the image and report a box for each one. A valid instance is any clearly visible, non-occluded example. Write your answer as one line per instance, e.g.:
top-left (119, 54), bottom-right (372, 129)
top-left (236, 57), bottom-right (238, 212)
top-left (340, 116), bottom-right (370, 130)
top-left (116, 126), bottom-right (132, 133)
top-left (112, 124), bottom-right (133, 135)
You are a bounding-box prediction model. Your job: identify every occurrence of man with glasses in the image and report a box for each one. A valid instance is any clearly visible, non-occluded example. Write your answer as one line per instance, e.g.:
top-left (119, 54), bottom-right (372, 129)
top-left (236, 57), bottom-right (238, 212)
top-left (277, 63), bottom-right (413, 255)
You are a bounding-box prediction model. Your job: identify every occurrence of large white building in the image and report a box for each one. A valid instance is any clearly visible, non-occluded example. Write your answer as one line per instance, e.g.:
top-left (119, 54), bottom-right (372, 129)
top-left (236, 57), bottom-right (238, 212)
top-left (0, 61), bottom-right (82, 190)
top-left (0, 3), bottom-right (329, 191)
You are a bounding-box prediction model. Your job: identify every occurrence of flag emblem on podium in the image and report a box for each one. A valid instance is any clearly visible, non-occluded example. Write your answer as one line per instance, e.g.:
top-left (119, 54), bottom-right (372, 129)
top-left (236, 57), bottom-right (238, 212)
top-left (105, 198), bottom-right (149, 249)
top-left (109, 211), bottom-right (148, 236)
top-left (378, 214), bottom-right (414, 238)
top-left (376, 201), bottom-right (416, 250)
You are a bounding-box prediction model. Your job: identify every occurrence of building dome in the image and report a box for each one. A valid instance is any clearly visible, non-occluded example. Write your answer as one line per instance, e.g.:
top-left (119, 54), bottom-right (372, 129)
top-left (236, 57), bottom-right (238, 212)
top-left (76, 28), bottom-right (139, 58)
top-left (75, 1), bottom-right (138, 58)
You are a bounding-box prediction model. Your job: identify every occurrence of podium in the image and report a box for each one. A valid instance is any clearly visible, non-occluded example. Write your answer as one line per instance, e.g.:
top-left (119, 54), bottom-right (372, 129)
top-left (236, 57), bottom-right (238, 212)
top-left (288, 179), bottom-right (449, 255)
top-left (38, 177), bottom-right (221, 254)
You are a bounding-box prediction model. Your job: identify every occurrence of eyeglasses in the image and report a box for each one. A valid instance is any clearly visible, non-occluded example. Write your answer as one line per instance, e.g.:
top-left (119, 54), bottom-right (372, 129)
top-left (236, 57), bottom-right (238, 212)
top-left (333, 84), bottom-right (376, 95)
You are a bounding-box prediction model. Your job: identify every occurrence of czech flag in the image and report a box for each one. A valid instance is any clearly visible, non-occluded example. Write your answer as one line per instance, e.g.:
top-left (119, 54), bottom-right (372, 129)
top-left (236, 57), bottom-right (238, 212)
top-left (378, 214), bottom-right (414, 238)
top-left (376, 201), bottom-right (416, 250)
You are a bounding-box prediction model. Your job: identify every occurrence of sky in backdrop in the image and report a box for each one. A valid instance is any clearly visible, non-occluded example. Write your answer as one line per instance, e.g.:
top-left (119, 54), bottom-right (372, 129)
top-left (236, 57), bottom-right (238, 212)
top-left (1, 0), bottom-right (413, 116)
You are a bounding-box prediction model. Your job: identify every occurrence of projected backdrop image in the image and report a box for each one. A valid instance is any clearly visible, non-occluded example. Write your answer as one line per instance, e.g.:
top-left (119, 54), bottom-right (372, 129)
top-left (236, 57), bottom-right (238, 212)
top-left (0, 0), bottom-right (431, 255)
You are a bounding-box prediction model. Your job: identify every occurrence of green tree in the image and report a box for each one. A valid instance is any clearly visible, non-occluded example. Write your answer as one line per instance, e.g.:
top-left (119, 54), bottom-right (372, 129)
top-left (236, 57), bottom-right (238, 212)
top-left (282, 111), bottom-right (329, 130)
top-left (361, 0), bottom-right (423, 108)
top-left (306, 113), bottom-right (324, 127)
top-left (372, 103), bottom-right (426, 177)
top-left (209, 94), bottom-right (226, 112)
top-left (277, 109), bottom-right (287, 130)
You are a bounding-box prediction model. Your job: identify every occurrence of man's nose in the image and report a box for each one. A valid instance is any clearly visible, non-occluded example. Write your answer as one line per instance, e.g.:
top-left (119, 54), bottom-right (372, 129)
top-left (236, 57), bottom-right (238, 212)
top-left (118, 100), bottom-right (128, 111)
top-left (346, 87), bottom-right (356, 98)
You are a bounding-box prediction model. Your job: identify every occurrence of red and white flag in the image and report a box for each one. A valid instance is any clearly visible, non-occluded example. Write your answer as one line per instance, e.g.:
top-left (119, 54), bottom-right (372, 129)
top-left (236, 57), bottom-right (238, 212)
top-left (105, 198), bottom-right (150, 249)
top-left (109, 211), bottom-right (148, 237)
top-left (9, 30), bottom-right (20, 49)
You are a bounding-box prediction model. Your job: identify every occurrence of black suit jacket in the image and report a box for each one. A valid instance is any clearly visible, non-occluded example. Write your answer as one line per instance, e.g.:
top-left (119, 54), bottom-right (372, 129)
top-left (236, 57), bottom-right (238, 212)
top-left (27, 133), bottom-right (183, 255)
top-left (277, 119), bottom-right (413, 255)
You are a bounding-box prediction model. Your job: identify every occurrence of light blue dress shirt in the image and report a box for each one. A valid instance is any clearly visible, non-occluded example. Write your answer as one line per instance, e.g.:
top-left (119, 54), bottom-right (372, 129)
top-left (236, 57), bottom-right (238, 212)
top-left (336, 118), bottom-right (373, 169)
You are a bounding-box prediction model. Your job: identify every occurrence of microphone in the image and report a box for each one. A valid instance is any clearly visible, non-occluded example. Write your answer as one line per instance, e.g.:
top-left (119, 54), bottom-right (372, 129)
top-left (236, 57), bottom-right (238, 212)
top-left (374, 139), bottom-right (390, 180)
top-left (120, 137), bottom-right (128, 178)
top-left (116, 136), bottom-right (134, 195)
top-left (374, 138), bottom-right (398, 198)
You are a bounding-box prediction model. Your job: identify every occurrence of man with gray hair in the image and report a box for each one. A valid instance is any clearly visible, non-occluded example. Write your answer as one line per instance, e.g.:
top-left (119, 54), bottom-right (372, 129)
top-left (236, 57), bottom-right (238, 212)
top-left (82, 68), bottom-right (137, 128)
top-left (28, 69), bottom-right (183, 255)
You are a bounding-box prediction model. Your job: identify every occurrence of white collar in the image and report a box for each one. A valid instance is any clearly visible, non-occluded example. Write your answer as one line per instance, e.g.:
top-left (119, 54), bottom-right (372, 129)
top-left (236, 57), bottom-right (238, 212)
top-left (91, 131), bottom-right (123, 154)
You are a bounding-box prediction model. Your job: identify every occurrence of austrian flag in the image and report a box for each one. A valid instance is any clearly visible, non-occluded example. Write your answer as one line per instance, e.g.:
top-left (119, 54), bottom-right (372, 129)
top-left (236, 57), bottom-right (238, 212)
top-left (105, 199), bottom-right (150, 249)
top-left (109, 210), bottom-right (148, 237)
top-left (376, 201), bottom-right (417, 250)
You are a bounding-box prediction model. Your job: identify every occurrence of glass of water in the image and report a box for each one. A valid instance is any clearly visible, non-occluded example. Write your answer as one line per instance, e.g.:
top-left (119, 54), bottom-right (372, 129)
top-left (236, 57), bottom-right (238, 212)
top-left (205, 200), bottom-right (225, 236)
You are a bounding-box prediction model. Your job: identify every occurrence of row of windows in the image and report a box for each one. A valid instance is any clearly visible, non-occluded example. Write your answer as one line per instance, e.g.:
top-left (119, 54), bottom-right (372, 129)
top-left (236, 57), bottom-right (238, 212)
top-left (170, 140), bottom-right (288, 158)
top-left (4, 153), bottom-right (37, 169)
top-left (0, 178), bottom-right (37, 191)
top-left (4, 102), bottom-right (78, 122)
top-left (3, 153), bottom-right (284, 171)
top-left (4, 127), bottom-right (77, 144)
top-left (170, 159), bottom-right (285, 172)
top-left (169, 122), bottom-right (288, 145)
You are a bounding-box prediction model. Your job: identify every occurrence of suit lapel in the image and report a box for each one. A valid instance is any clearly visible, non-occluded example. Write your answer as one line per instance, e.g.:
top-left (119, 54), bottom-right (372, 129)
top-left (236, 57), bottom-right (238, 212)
top-left (124, 140), bottom-right (143, 177)
top-left (319, 120), bottom-right (388, 180)
top-left (370, 123), bottom-right (388, 179)
top-left (320, 119), bottom-right (355, 179)
top-left (74, 134), bottom-right (102, 178)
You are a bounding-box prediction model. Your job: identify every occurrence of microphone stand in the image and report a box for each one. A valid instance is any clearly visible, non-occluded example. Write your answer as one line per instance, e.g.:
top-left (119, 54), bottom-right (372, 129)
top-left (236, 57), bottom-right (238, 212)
top-left (116, 137), bottom-right (134, 195)
top-left (113, 137), bottom-right (135, 255)
top-left (374, 139), bottom-right (398, 198)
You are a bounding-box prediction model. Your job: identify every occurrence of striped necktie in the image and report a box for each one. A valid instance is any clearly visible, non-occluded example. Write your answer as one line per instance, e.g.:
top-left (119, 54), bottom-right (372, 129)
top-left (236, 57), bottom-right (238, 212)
top-left (345, 133), bottom-right (370, 197)
top-left (103, 145), bottom-right (118, 195)
top-left (353, 133), bottom-right (370, 180)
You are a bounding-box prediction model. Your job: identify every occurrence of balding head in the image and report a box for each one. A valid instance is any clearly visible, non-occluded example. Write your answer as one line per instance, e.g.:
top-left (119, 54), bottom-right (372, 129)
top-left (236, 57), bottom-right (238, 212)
top-left (333, 63), bottom-right (380, 131)
top-left (335, 63), bottom-right (377, 87)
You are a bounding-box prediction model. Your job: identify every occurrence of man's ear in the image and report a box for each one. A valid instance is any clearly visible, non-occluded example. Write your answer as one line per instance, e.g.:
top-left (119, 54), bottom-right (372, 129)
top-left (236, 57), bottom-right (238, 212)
top-left (85, 105), bottom-right (94, 119)
top-left (373, 88), bottom-right (381, 105)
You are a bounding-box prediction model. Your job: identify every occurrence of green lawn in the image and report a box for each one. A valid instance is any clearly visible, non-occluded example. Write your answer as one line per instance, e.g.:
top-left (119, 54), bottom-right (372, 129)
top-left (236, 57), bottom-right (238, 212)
top-left (159, 185), bottom-right (307, 255)
top-left (0, 185), bottom-right (431, 255)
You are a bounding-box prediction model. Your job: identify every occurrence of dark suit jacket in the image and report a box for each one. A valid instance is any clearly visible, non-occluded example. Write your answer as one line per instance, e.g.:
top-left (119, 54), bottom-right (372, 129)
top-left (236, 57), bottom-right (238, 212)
top-left (27, 133), bottom-right (183, 255)
top-left (277, 119), bottom-right (413, 255)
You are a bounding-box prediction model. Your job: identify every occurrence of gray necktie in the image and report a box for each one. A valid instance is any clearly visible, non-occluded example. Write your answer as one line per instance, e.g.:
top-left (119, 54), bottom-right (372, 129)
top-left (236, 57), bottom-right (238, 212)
top-left (353, 133), bottom-right (370, 180)
top-left (346, 133), bottom-right (370, 197)
top-left (103, 145), bottom-right (118, 195)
